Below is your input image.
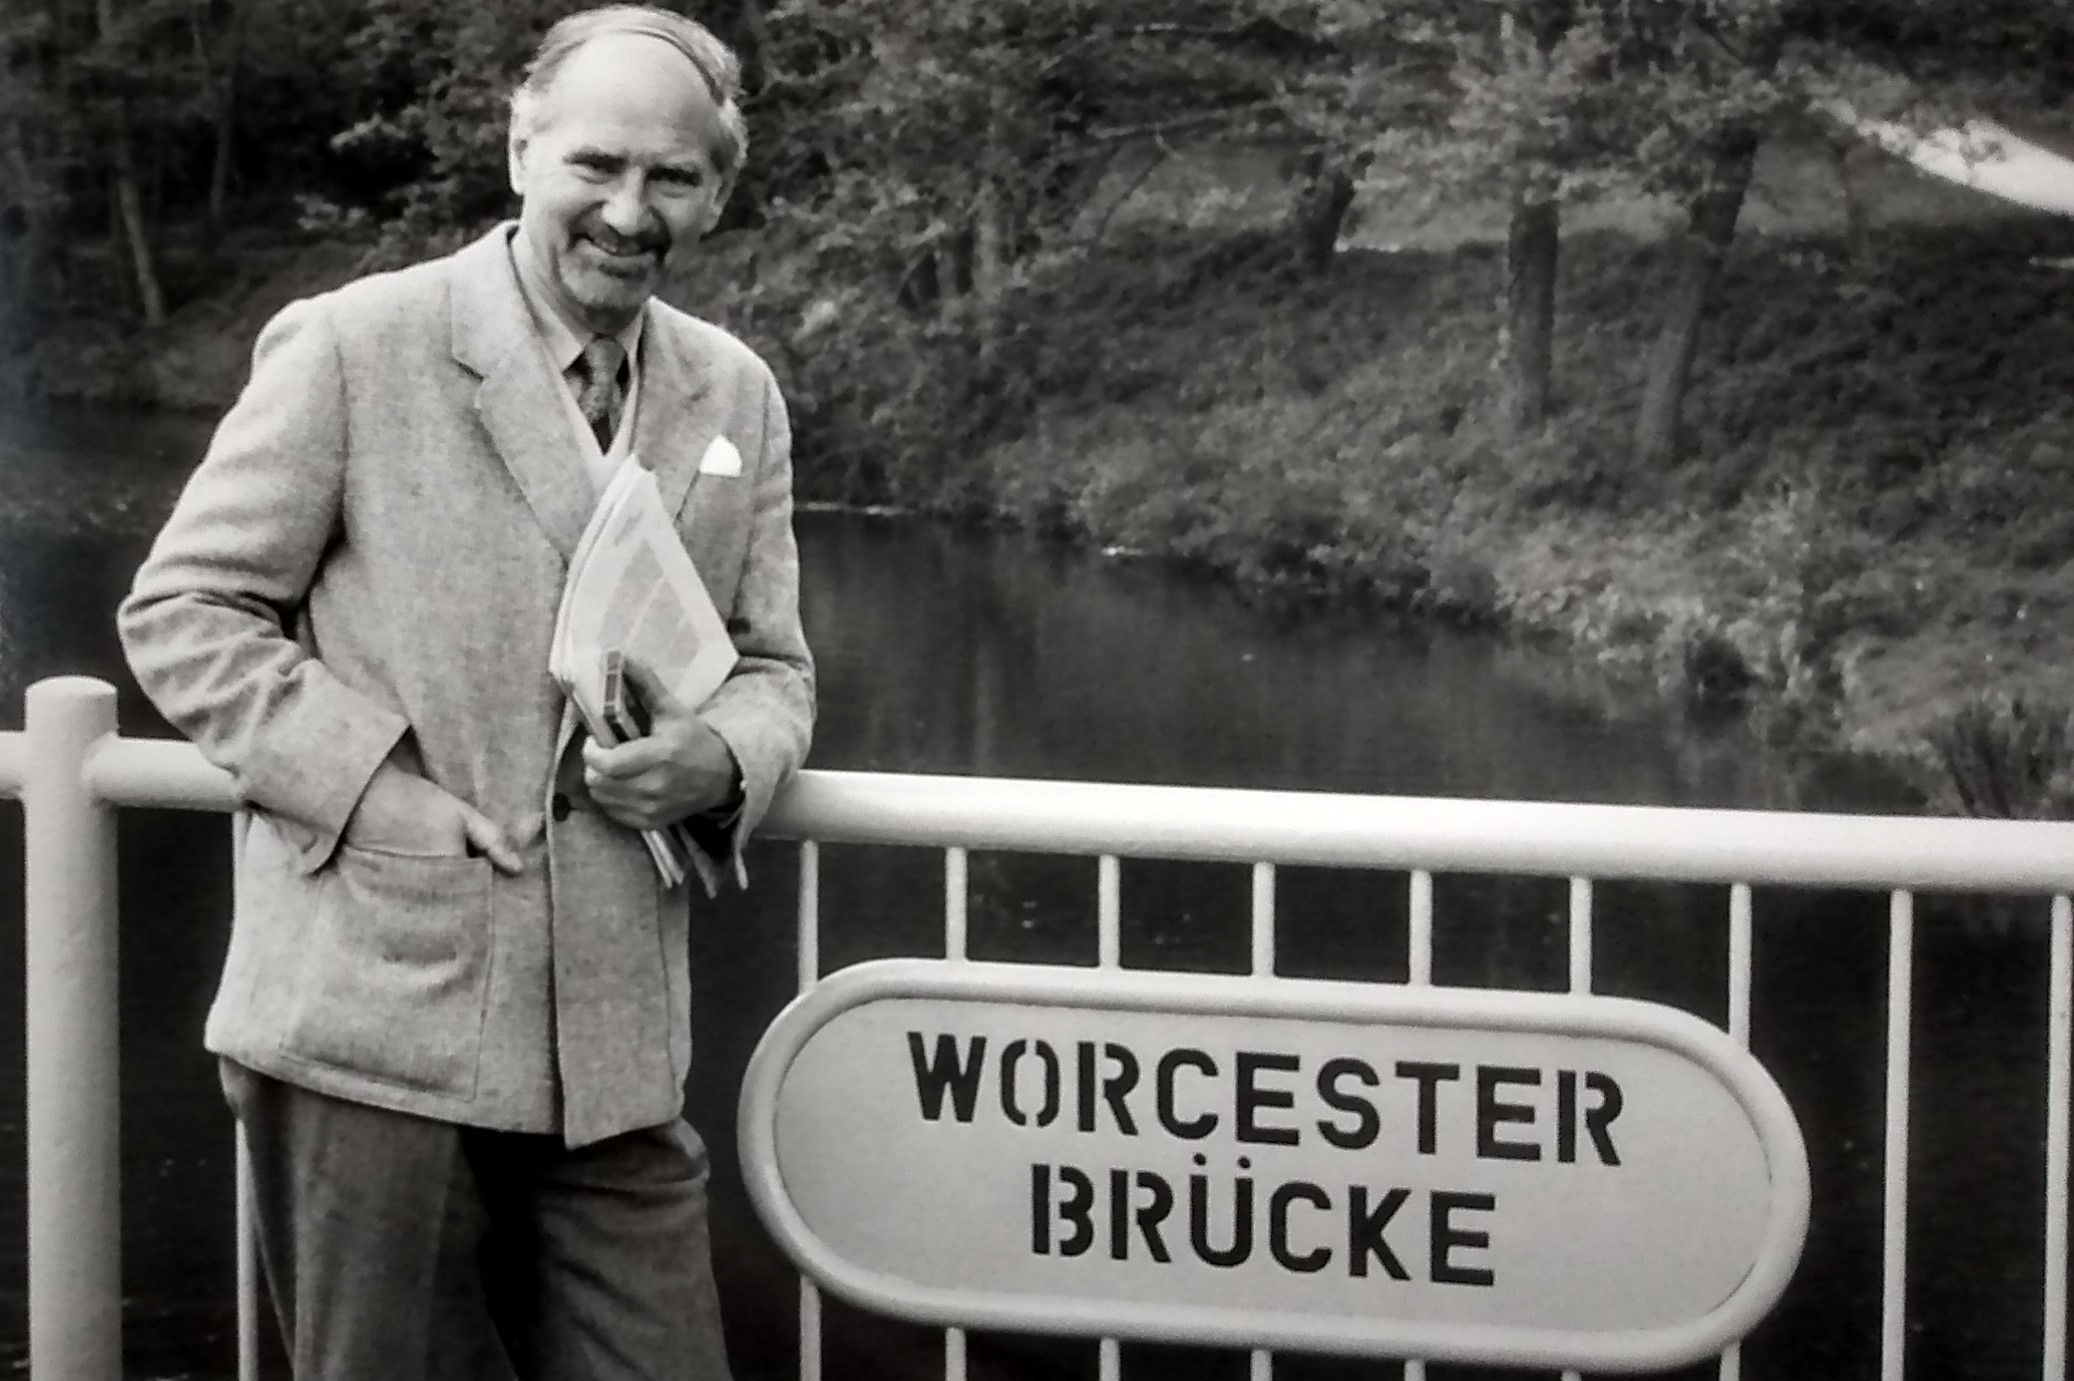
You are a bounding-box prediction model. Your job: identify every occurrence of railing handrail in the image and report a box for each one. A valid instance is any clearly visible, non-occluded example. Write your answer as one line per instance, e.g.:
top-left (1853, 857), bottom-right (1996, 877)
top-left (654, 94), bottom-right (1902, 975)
top-left (7, 714), bottom-right (2074, 892)
top-left (770, 769), bottom-right (2074, 890)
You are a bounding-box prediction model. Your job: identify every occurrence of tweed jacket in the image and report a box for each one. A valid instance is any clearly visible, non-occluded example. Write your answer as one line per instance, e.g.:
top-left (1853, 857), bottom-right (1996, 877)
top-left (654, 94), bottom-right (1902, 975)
top-left (118, 225), bottom-right (816, 1146)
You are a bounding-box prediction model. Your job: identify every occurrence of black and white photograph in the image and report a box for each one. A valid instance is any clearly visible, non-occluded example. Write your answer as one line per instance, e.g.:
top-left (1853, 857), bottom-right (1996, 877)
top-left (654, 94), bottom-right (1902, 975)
top-left (3, 3), bottom-right (2074, 1379)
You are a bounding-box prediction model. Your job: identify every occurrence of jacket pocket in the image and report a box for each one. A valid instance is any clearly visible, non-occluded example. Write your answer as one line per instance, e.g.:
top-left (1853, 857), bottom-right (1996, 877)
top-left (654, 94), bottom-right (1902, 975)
top-left (279, 843), bottom-right (493, 1097)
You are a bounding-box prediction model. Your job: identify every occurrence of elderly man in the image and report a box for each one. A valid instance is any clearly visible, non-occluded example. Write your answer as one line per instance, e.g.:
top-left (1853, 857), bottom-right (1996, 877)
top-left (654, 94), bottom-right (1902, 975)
top-left (118, 7), bottom-right (812, 1378)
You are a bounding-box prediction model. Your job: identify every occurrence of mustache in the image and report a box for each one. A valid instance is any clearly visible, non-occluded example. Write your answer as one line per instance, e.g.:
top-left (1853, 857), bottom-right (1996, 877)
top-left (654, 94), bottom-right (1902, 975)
top-left (577, 219), bottom-right (670, 257)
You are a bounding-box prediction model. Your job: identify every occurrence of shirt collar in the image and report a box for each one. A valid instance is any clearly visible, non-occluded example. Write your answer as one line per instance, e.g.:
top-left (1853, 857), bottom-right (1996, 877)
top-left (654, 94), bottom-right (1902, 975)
top-left (507, 226), bottom-right (646, 374)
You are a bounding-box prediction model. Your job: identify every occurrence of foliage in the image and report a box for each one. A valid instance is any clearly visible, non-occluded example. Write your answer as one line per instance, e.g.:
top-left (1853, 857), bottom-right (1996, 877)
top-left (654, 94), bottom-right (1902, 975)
top-left (15, 0), bottom-right (2074, 438)
top-left (16, 0), bottom-right (2074, 773)
top-left (1922, 694), bottom-right (2074, 820)
top-left (15, 0), bottom-right (2074, 741)
top-left (739, 210), bottom-right (2074, 767)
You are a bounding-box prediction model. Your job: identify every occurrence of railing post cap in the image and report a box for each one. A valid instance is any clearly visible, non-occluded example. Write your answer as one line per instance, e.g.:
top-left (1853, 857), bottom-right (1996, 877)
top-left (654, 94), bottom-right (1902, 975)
top-left (26, 676), bottom-right (118, 707)
top-left (25, 678), bottom-right (119, 743)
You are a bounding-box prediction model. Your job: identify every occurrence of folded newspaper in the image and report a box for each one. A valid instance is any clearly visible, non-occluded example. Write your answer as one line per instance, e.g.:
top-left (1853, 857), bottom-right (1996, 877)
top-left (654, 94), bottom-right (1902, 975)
top-left (549, 455), bottom-right (739, 888)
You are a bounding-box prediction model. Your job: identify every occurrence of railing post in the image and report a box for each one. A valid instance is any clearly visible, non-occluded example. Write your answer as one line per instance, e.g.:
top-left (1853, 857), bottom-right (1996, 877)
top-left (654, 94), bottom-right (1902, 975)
top-left (25, 676), bottom-right (122, 1381)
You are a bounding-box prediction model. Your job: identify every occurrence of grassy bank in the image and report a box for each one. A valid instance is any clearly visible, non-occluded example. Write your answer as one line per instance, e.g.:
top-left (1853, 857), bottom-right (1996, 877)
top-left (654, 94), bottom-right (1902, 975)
top-left (778, 216), bottom-right (2074, 810)
top-left (26, 215), bottom-right (2074, 810)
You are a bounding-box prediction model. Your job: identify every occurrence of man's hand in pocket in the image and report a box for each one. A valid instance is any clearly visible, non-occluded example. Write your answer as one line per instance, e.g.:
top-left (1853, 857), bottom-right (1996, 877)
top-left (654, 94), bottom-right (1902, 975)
top-left (345, 760), bottom-right (523, 874)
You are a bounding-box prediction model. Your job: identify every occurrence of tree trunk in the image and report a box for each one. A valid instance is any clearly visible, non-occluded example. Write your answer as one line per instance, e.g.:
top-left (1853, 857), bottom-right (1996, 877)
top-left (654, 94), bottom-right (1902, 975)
top-left (1, 104), bottom-right (45, 349)
top-left (97, 0), bottom-right (164, 326)
top-left (971, 179), bottom-right (1008, 362)
top-left (205, 0), bottom-right (241, 233)
top-left (0, 224), bottom-right (24, 354)
top-left (969, 92), bottom-right (1014, 363)
top-left (208, 70), bottom-right (235, 231)
top-left (1496, 0), bottom-right (1568, 434)
top-left (930, 234), bottom-right (970, 311)
top-left (35, 0), bottom-right (78, 306)
top-left (110, 156), bottom-right (165, 326)
top-left (1289, 150), bottom-right (1356, 275)
top-left (1634, 137), bottom-right (1757, 466)
top-left (730, 0), bottom-right (772, 93)
top-left (1501, 195), bottom-right (1559, 432)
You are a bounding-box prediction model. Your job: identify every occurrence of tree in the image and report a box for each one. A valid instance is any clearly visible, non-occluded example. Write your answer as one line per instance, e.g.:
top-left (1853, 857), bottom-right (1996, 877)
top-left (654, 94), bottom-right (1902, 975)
top-left (1360, 0), bottom-right (1613, 434)
top-left (712, 0), bottom-right (1381, 401)
top-left (1497, 1), bottom-right (1572, 432)
top-left (0, 5), bottom-right (66, 353)
top-left (1632, 133), bottom-right (1761, 465)
top-left (2, 0), bottom-right (345, 332)
top-left (1621, 0), bottom-right (1794, 466)
top-left (91, 0), bottom-right (167, 325)
top-left (1276, 4), bottom-right (1452, 275)
top-left (186, 0), bottom-right (240, 232)
top-left (1625, 0), bottom-right (2074, 465)
top-left (1310, 0), bottom-right (1695, 436)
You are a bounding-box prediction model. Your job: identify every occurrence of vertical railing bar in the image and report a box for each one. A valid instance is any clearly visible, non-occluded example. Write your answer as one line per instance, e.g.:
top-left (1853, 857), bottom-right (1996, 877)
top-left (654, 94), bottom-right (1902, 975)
top-left (1560, 808), bottom-right (1586, 1381)
top-left (1408, 870), bottom-right (1434, 988)
top-left (25, 677), bottom-right (122, 1381)
top-left (798, 841), bottom-right (821, 993)
top-left (1099, 854), bottom-right (1122, 1380)
top-left (1720, 882), bottom-right (1754, 1381)
top-left (1560, 877), bottom-right (1593, 1381)
top-left (1098, 855), bottom-right (1121, 970)
top-left (1568, 875), bottom-right (1593, 995)
top-left (234, 790), bottom-right (262, 1381)
top-left (236, 1128), bottom-right (260, 1381)
top-left (1248, 861), bottom-right (1276, 1381)
top-left (943, 845), bottom-right (970, 1380)
top-left (945, 847), bottom-right (969, 963)
top-left (798, 840), bottom-right (822, 1381)
top-left (1729, 883), bottom-right (1754, 1046)
top-left (1563, 847), bottom-right (1597, 1381)
top-left (1253, 860), bottom-right (1274, 1379)
top-left (2045, 894), bottom-right (2071, 1381)
top-left (1404, 868), bottom-right (1434, 1381)
top-left (1250, 861), bottom-right (1275, 978)
top-left (799, 1278), bottom-right (822, 1381)
top-left (1882, 888), bottom-right (1915, 1381)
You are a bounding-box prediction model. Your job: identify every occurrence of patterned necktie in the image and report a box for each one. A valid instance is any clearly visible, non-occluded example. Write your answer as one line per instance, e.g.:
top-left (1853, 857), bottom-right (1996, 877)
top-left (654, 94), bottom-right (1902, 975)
top-left (574, 336), bottom-right (626, 451)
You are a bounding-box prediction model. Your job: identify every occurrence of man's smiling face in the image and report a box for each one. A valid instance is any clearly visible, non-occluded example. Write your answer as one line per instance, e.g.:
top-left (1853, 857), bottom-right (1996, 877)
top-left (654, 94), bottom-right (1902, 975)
top-left (508, 33), bottom-right (730, 335)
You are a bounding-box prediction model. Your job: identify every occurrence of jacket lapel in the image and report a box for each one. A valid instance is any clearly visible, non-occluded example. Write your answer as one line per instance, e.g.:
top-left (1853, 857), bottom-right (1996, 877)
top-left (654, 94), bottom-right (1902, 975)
top-left (449, 226), bottom-right (594, 563)
top-left (630, 309), bottom-right (718, 519)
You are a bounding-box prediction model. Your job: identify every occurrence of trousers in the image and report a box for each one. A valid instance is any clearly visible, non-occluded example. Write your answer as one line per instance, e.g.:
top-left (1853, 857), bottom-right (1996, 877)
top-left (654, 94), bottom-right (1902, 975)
top-left (222, 1060), bottom-right (735, 1381)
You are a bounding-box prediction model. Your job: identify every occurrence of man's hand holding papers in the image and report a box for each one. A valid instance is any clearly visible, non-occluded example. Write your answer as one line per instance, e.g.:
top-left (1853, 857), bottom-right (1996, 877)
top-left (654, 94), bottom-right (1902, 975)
top-left (550, 455), bottom-right (740, 888)
top-left (583, 658), bottom-right (742, 825)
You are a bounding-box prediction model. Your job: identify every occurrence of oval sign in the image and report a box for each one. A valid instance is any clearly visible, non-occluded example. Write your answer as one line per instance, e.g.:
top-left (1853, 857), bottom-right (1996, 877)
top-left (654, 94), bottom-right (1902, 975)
top-left (740, 960), bottom-right (1808, 1373)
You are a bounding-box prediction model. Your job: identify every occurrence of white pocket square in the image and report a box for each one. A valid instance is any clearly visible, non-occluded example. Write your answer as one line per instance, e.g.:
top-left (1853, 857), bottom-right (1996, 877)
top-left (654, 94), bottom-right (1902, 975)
top-left (699, 436), bottom-right (743, 477)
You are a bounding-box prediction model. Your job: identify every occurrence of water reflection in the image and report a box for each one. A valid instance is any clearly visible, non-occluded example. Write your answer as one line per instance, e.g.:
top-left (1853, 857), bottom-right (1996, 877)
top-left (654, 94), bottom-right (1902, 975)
top-left (803, 514), bottom-right (1820, 808)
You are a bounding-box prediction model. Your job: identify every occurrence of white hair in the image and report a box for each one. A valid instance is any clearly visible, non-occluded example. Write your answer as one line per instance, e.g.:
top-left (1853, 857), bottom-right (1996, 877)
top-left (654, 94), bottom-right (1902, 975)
top-left (510, 5), bottom-right (748, 177)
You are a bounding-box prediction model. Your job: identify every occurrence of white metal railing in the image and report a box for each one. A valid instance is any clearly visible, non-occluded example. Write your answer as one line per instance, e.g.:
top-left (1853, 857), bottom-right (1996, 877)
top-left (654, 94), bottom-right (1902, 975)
top-left (6, 674), bottom-right (2074, 1381)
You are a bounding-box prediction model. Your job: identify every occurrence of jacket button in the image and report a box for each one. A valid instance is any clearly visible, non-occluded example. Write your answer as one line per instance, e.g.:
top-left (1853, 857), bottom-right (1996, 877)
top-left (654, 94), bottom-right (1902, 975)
top-left (551, 792), bottom-right (571, 822)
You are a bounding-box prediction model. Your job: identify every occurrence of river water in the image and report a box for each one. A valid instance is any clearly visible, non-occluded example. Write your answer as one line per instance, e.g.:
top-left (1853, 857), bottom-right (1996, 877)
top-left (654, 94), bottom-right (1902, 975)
top-left (0, 407), bottom-right (2052, 1380)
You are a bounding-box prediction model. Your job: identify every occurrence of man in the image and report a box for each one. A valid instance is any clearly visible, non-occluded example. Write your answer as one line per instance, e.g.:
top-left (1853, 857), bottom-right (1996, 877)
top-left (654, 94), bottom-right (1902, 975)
top-left (117, 8), bottom-right (813, 1378)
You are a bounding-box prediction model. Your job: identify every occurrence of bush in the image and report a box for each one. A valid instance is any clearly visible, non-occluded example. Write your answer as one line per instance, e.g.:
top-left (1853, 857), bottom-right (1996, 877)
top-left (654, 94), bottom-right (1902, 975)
top-left (1921, 693), bottom-right (2074, 819)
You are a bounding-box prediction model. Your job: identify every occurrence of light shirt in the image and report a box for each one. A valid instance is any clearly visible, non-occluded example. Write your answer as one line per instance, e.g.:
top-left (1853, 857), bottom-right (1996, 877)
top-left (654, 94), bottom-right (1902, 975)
top-left (507, 228), bottom-right (647, 499)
